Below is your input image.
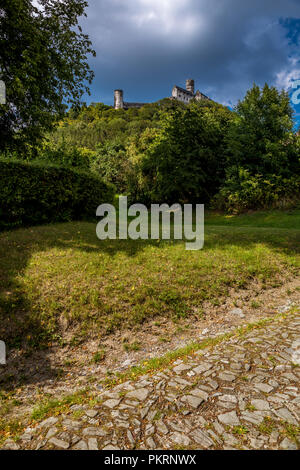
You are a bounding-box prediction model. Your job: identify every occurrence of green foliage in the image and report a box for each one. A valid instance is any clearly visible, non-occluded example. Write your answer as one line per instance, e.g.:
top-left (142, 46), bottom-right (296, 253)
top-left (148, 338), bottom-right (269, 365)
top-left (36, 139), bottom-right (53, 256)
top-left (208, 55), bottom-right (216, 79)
top-left (124, 127), bottom-right (159, 201)
top-left (92, 350), bottom-right (106, 363)
top-left (130, 101), bottom-right (234, 204)
top-left (47, 98), bottom-right (183, 151)
top-left (0, 0), bottom-right (95, 154)
top-left (36, 141), bottom-right (94, 170)
top-left (90, 140), bottom-right (129, 193)
top-left (36, 83), bottom-right (299, 212)
top-left (0, 158), bottom-right (115, 230)
top-left (214, 83), bottom-right (300, 213)
top-left (226, 83), bottom-right (298, 175)
top-left (43, 99), bottom-right (187, 196)
top-left (213, 168), bottom-right (300, 213)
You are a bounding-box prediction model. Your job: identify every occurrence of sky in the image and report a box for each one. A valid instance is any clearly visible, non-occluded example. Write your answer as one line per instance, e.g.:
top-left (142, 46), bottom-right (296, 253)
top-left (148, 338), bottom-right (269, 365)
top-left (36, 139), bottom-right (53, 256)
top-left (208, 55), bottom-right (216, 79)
top-left (80, 0), bottom-right (300, 127)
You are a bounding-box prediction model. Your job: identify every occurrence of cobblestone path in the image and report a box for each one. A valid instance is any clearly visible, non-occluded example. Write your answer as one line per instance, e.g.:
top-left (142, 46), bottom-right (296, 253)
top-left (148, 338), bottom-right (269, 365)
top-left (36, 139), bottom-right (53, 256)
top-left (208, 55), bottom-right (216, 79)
top-left (2, 312), bottom-right (300, 451)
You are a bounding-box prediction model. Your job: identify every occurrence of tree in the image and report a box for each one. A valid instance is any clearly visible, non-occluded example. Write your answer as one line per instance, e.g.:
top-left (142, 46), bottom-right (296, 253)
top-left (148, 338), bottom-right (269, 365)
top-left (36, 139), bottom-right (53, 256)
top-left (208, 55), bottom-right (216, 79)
top-left (0, 0), bottom-right (95, 154)
top-left (213, 84), bottom-right (300, 213)
top-left (90, 140), bottom-right (128, 193)
top-left (226, 83), bottom-right (298, 176)
top-left (135, 101), bottom-right (234, 204)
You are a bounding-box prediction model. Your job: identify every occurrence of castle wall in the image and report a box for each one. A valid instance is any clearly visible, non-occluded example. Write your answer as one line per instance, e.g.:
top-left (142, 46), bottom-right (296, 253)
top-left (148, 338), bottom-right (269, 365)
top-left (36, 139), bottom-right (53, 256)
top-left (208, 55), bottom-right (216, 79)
top-left (172, 86), bottom-right (194, 104)
top-left (114, 80), bottom-right (210, 109)
top-left (195, 90), bottom-right (211, 101)
top-left (124, 102), bottom-right (147, 110)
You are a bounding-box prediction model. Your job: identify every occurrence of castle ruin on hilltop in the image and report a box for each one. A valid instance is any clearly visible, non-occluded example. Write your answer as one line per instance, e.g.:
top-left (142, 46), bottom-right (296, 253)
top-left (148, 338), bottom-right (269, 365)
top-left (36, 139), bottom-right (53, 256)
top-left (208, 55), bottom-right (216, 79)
top-left (114, 79), bottom-right (211, 110)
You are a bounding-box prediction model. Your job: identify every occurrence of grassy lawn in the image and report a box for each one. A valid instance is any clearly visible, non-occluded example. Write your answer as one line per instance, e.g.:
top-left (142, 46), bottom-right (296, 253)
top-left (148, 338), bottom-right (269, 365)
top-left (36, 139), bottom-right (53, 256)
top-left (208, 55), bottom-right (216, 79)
top-left (205, 208), bottom-right (300, 229)
top-left (0, 209), bottom-right (299, 350)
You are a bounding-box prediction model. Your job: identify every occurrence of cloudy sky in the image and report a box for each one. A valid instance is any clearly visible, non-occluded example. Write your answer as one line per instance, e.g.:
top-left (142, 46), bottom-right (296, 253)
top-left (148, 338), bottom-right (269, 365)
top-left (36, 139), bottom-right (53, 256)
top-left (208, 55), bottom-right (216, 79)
top-left (80, 0), bottom-right (300, 123)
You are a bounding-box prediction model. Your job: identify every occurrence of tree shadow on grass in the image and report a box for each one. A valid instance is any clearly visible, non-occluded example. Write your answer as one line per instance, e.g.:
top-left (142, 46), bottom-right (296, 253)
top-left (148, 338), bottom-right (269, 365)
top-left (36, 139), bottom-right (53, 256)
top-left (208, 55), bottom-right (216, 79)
top-left (0, 220), bottom-right (299, 392)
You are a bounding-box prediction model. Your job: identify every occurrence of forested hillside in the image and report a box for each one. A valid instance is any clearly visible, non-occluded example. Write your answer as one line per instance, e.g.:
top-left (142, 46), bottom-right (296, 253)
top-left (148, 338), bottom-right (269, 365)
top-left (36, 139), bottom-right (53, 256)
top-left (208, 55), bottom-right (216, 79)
top-left (4, 84), bottom-right (300, 213)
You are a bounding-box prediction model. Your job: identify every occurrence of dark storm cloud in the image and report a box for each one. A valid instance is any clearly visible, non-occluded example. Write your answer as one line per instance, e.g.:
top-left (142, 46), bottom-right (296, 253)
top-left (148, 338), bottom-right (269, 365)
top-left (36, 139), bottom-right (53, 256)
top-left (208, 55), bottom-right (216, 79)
top-left (80, 0), bottom-right (300, 109)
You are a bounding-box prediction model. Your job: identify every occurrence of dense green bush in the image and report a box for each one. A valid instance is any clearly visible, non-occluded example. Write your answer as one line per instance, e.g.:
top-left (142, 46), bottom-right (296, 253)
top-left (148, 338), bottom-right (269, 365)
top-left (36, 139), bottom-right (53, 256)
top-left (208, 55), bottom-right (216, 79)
top-left (213, 168), bottom-right (300, 213)
top-left (36, 141), bottom-right (94, 170)
top-left (90, 140), bottom-right (129, 193)
top-left (0, 159), bottom-right (115, 230)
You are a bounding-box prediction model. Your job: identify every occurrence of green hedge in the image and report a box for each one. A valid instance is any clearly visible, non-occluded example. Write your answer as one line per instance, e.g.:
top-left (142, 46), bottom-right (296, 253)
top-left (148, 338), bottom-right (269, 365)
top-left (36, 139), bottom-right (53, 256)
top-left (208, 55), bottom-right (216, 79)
top-left (0, 159), bottom-right (115, 230)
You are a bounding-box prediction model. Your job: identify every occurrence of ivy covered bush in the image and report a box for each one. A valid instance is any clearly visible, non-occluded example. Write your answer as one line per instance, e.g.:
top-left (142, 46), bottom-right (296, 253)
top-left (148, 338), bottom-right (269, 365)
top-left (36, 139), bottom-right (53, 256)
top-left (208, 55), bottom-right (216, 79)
top-left (0, 159), bottom-right (115, 230)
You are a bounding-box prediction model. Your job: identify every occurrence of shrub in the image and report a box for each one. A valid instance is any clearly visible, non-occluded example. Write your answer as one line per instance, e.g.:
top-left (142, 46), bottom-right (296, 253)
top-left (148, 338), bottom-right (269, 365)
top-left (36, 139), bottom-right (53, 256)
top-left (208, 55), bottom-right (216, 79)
top-left (213, 168), bottom-right (300, 214)
top-left (0, 159), bottom-right (115, 230)
top-left (36, 141), bottom-right (95, 170)
top-left (90, 140), bottom-right (129, 193)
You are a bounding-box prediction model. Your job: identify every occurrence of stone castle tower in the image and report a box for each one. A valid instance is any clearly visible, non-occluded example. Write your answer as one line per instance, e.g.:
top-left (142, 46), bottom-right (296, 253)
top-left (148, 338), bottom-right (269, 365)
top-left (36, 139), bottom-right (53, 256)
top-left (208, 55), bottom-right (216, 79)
top-left (186, 79), bottom-right (195, 94)
top-left (114, 89), bottom-right (124, 110)
top-left (114, 79), bottom-right (210, 110)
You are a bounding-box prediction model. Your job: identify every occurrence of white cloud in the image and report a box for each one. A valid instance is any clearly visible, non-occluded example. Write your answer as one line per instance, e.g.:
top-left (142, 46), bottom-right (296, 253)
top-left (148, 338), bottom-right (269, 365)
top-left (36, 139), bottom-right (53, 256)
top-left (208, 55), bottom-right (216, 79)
top-left (133, 0), bottom-right (192, 32)
top-left (275, 57), bottom-right (300, 90)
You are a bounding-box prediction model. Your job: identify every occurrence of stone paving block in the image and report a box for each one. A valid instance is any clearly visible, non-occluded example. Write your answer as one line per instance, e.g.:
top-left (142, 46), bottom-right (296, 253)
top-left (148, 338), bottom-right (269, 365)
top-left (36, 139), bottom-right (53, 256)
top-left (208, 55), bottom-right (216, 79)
top-left (3, 311), bottom-right (299, 451)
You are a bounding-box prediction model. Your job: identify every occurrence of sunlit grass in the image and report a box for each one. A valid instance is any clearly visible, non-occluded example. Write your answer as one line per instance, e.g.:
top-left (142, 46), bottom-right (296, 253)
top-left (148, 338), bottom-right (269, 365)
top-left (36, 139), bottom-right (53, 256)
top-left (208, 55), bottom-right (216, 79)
top-left (0, 210), bottom-right (299, 350)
